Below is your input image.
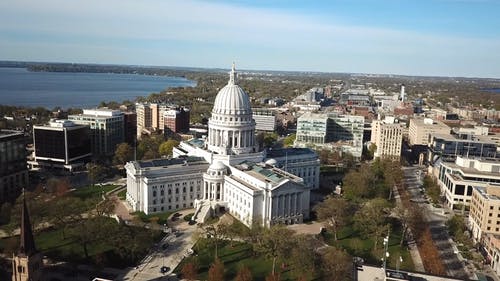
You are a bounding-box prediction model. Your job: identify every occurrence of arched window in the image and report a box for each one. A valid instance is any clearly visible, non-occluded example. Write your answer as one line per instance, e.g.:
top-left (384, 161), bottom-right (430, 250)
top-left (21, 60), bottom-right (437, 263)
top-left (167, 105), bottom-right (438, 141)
top-left (176, 188), bottom-right (179, 194)
top-left (160, 190), bottom-right (164, 196)
top-left (183, 187), bottom-right (186, 193)
top-left (168, 189), bottom-right (172, 195)
top-left (153, 190), bottom-right (157, 197)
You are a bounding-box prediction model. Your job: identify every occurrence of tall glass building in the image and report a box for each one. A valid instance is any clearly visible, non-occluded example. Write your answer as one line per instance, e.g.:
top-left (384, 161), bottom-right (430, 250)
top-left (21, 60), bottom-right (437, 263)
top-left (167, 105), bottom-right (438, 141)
top-left (0, 130), bottom-right (28, 202)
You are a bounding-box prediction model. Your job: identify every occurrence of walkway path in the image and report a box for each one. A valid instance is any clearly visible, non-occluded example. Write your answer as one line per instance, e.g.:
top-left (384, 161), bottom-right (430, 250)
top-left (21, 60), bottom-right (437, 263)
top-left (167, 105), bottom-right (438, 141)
top-left (394, 170), bottom-right (425, 272)
top-left (119, 209), bottom-right (199, 281)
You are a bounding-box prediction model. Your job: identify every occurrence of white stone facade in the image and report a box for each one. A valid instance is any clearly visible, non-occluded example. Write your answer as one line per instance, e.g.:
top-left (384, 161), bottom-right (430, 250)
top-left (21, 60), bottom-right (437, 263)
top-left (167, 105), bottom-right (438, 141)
top-left (126, 64), bottom-right (319, 227)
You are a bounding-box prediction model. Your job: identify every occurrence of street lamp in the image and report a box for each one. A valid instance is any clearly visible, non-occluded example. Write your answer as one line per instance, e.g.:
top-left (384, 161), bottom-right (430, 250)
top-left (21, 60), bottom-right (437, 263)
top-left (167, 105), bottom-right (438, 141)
top-left (382, 236), bottom-right (390, 272)
top-left (396, 256), bottom-right (403, 273)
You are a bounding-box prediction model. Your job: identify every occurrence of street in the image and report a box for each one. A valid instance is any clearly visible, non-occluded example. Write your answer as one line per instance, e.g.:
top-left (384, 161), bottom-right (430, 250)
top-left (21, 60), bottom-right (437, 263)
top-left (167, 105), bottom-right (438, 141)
top-left (119, 209), bottom-right (199, 281)
top-left (403, 166), bottom-right (471, 279)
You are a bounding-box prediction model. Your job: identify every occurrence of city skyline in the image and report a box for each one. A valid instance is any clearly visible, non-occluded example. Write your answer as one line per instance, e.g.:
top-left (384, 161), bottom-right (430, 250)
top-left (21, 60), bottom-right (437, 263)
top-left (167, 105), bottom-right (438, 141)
top-left (0, 0), bottom-right (499, 78)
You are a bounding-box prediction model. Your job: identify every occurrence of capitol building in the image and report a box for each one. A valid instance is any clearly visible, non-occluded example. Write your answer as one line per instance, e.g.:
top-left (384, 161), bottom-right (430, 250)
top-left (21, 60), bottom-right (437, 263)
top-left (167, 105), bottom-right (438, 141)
top-left (125, 64), bottom-right (320, 227)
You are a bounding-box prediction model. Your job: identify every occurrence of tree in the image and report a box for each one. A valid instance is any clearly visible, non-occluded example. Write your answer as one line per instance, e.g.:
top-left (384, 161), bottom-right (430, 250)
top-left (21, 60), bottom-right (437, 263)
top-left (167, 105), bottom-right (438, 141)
top-left (235, 265), bottom-right (253, 281)
top-left (48, 197), bottom-right (86, 239)
top-left (289, 235), bottom-right (320, 279)
top-left (314, 196), bottom-right (349, 241)
top-left (114, 142), bottom-right (133, 165)
top-left (255, 225), bottom-right (294, 275)
top-left (137, 134), bottom-right (164, 160)
top-left (87, 163), bottom-right (106, 186)
top-left (282, 134), bottom-right (295, 148)
top-left (54, 177), bottom-right (71, 196)
top-left (265, 273), bottom-right (281, 281)
top-left (0, 202), bottom-right (12, 225)
top-left (393, 205), bottom-right (411, 246)
top-left (200, 223), bottom-right (227, 258)
top-left (181, 262), bottom-right (198, 281)
top-left (353, 198), bottom-right (389, 249)
top-left (208, 258), bottom-right (225, 281)
top-left (342, 167), bottom-right (373, 200)
top-left (158, 139), bottom-right (180, 157)
top-left (319, 247), bottom-right (352, 281)
top-left (263, 132), bottom-right (278, 148)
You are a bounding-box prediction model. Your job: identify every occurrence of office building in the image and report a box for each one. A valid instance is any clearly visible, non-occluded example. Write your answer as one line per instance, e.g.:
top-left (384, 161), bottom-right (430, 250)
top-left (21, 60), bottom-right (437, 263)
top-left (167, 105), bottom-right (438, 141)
top-left (429, 133), bottom-right (498, 163)
top-left (370, 116), bottom-right (406, 159)
top-left (469, 185), bottom-right (500, 242)
top-left (294, 112), bottom-right (364, 159)
top-left (252, 108), bottom-right (276, 131)
top-left (437, 156), bottom-right (500, 209)
top-left (136, 102), bottom-right (180, 137)
top-left (408, 118), bottom-right (450, 146)
top-left (123, 112), bottom-right (137, 145)
top-left (164, 107), bottom-right (190, 136)
top-left (0, 130), bottom-right (28, 203)
top-left (69, 108), bottom-right (124, 156)
top-left (31, 120), bottom-right (91, 171)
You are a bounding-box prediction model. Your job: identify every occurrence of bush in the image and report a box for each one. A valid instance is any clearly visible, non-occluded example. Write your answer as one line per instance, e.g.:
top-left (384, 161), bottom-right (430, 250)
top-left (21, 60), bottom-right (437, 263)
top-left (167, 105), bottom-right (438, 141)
top-left (184, 213), bottom-right (194, 221)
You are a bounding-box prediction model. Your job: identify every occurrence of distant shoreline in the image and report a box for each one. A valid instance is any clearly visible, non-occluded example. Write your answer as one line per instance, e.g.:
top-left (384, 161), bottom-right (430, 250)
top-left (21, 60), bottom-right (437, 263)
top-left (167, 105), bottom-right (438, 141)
top-left (0, 67), bottom-right (196, 109)
top-left (482, 88), bottom-right (500, 93)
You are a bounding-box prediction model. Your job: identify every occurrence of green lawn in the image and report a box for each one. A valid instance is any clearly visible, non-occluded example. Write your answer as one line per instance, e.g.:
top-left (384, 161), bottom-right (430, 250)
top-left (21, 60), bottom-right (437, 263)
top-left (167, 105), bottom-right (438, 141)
top-left (0, 219), bottom-right (162, 268)
top-left (176, 240), bottom-right (298, 281)
top-left (117, 189), bottom-right (127, 200)
top-left (324, 222), bottom-right (415, 271)
top-left (131, 211), bottom-right (173, 225)
top-left (71, 184), bottom-right (118, 200)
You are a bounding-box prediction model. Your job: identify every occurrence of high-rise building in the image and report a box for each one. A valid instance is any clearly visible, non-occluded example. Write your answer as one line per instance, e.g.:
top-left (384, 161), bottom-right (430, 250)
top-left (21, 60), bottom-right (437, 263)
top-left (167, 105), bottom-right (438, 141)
top-left (136, 102), bottom-right (176, 137)
top-left (32, 120), bottom-right (91, 171)
top-left (469, 185), bottom-right (500, 242)
top-left (437, 156), bottom-right (500, 209)
top-left (163, 107), bottom-right (190, 136)
top-left (69, 109), bottom-right (124, 156)
top-left (429, 133), bottom-right (498, 163)
top-left (11, 193), bottom-right (43, 281)
top-left (371, 116), bottom-right (406, 159)
top-left (294, 112), bottom-right (364, 159)
top-left (408, 118), bottom-right (450, 146)
top-left (252, 108), bottom-right (276, 131)
top-left (123, 111), bottom-right (137, 145)
top-left (0, 130), bottom-right (28, 203)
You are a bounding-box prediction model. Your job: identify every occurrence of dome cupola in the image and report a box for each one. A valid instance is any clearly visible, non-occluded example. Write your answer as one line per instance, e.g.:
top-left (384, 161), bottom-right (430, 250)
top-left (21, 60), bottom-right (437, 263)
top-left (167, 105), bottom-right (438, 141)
top-left (207, 63), bottom-right (258, 155)
top-left (212, 63), bottom-right (252, 116)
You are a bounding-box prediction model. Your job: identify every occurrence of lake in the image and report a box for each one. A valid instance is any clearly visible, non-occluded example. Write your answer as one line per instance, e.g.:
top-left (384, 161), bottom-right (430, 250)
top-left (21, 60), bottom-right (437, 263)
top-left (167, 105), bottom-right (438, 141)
top-left (0, 67), bottom-right (196, 109)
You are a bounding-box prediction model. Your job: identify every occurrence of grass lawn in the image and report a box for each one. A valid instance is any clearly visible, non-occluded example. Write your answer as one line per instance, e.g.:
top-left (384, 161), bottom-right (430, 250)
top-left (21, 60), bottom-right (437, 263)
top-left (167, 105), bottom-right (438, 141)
top-left (0, 218), bottom-right (162, 268)
top-left (117, 189), bottom-right (127, 200)
top-left (325, 222), bottom-right (415, 271)
top-left (131, 211), bottom-right (173, 225)
top-left (176, 240), bottom-right (298, 281)
top-left (71, 184), bottom-right (118, 200)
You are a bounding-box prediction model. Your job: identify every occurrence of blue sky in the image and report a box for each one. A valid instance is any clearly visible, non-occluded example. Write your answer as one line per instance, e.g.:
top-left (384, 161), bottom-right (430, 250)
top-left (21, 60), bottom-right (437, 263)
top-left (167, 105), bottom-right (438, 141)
top-left (0, 0), bottom-right (499, 78)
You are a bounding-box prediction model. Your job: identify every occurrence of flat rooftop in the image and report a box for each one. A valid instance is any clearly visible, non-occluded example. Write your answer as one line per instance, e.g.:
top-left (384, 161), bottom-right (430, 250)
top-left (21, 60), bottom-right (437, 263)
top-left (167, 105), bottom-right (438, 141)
top-left (266, 148), bottom-right (317, 158)
top-left (475, 186), bottom-right (500, 201)
top-left (187, 138), bottom-right (205, 148)
top-left (0, 129), bottom-right (23, 139)
top-left (134, 156), bottom-right (206, 169)
top-left (234, 162), bottom-right (302, 185)
top-left (432, 133), bottom-right (497, 144)
top-left (356, 264), bottom-right (464, 281)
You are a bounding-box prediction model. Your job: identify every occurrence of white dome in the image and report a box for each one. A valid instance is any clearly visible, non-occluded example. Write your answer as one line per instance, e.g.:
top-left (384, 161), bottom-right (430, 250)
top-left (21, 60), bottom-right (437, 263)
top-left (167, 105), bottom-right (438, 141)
top-left (265, 158), bottom-right (277, 166)
top-left (209, 161), bottom-right (226, 171)
top-left (212, 63), bottom-right (252, 116)
top-left (212, 84), bottom-right (252, 115)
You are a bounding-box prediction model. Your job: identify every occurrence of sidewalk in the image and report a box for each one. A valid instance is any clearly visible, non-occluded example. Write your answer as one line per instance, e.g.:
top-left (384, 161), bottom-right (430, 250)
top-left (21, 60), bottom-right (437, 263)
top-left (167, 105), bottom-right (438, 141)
top-left (393, 184), bottom-right (425, 272)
